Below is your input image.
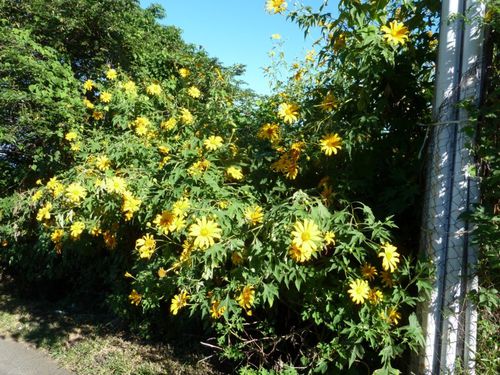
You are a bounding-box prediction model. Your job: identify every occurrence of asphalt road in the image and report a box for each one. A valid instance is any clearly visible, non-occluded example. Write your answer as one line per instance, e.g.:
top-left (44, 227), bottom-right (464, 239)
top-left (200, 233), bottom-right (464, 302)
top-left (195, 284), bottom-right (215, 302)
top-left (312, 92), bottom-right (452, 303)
top-left (0, 338), bottom-right (72, 375)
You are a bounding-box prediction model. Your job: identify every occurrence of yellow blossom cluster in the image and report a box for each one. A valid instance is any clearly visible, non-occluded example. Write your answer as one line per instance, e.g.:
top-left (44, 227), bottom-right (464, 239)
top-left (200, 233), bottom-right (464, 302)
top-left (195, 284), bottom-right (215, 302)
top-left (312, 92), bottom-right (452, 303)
top-left (347, 244), bottom-right (401, 308)
top-left (188, 159), bottom-right (211, 176)
top-left (271, 147), bottom-right (301, 180)
top-left (153, 208), bottom-right (185, 235)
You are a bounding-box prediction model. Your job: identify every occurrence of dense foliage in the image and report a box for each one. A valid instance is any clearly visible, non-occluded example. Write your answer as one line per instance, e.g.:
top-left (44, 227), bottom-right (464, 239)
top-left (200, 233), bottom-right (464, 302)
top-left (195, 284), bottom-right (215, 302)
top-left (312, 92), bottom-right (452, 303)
top-left (0, 0), bottom-right (462, 373)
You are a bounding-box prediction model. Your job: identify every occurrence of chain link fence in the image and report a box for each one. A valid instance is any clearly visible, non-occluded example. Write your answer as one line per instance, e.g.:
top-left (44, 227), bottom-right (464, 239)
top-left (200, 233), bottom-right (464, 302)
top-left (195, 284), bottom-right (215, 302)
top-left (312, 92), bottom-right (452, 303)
top-left (416, 1), bottom-right (486, 373)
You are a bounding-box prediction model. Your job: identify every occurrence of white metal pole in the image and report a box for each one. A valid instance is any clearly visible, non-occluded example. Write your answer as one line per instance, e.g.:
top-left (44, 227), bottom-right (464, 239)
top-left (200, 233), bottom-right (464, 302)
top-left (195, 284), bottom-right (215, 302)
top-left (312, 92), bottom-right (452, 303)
top-left (418, 0), bottom-right (485, 373)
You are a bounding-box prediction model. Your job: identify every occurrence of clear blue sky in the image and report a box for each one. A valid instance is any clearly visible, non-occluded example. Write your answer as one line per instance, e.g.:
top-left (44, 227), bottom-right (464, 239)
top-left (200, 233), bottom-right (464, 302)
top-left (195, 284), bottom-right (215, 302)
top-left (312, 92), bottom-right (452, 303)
top-left (139, 0), bottom-right (321, 94)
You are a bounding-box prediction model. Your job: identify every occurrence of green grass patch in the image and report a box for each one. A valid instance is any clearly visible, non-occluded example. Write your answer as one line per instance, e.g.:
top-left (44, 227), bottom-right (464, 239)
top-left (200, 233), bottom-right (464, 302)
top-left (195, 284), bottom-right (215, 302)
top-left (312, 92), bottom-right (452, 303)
top-left (0, 279), bottom-right (222, 375)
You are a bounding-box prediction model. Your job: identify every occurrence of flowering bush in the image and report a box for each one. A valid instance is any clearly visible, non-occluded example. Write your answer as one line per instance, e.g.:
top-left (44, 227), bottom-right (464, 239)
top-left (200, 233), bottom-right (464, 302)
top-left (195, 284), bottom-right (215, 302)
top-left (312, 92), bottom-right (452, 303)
top-left (0, 0), bottom-right (438, 372)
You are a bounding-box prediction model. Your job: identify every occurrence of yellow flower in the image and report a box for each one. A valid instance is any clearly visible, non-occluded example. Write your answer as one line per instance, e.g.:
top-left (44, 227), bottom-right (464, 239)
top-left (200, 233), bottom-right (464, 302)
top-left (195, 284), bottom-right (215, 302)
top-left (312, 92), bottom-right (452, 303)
top-left (378, 243), bottom-right (400, 272)
top-left (387, 308), bottom-right (401, 325)
top-left (50, 229), bottom-right (64, 243)
top-left (180, 108), bottom-right (194, 125)
top-left (257, 123), bottom-right (280, 142)
top-left (65, 183), bottom-right (87, 204)
top-left (90, 226), bottom-right (101, 236)
top-left (122, 191), bottom-right (141, 221)
top-left (381, 21), bottom-right (409, 46)
top-left (31, 190), bottom-right (43, 203)
top-left (244, 205), bottom-right (264, 226)
top-left (146, 83), bottom-right (162, 96)
top-left (106, 68), bottom-right (117, 80)
top-left (305, 49), bottom-right (315, 62)
top-left (170, 290), bottom-right (189, 315)
top-left (361, 263), bottom-right (378, 281)
top-left (46, 177), bottom-right (64, 198)
top-left (161, 118), bottom-right (177, 130)
top-left (100, 91), bottom-right (112, 103)
top-left (158, 267), bottom-right (167, 278)
top-left (291, 219), bottom-right (322, 254)
top-left (380, 270), bottom-right (394, 288)
top-left (95, 155), bottom-right (111, 171)
top-left (103, 231), bottom-right (117, 249)
top-left (135, 234), bottom-right (156, 259)
top-left (105, 176), bottom-right (127, 194)
top-left (348, 279), bottom-right (370, 305)
top-left (210, 300), bottom-right (225, 319)
top-left (278, 103), bottom-right (299, 124)
top-left (178, 68), bottom-right (190, 78)
top-left (188, 216), bottom-right (222, 250)
top-left (293, 68), bottom-right (304, 81)
top-left (70, 221), bottom-right (85, 239)
top-left (229, 143), bottom-right (238, 156)
top-left (203, 136), bottom-right (223, 151)
top-left (36, 202), bottom-right (52, 222)
top-left (289, 244), bottom-right (313, 263)
top-left (65, 131), bottom-right (78, 141)
top-left (70, 142), bottom-right (81, 152)
top-left (323, 231), bottom-right (336, 246)
top-left (153, 210), bottom-right (175, 234)
top-left (169, 215), bottom-right (186, 232)
top-left (320, 92), bottom-right (337, 112)
top-left (123, 80), bottom-right (137, 94)
top-left (271, 151), bottom-right (299, 180)
top-left (291, 141), bottom-right (305, 153)
top-left (172, 197), bottom-right (190, 216)
top-left (368, 288), bottom-right (383, 305)
top-left (129, 289), bottom-right (142, 306)
top-left (179, 240), bottom-right (193, 263)
top-left (92, 111), bottom-right (104, 120)
top-left (226, 166), bottom-right (243, 181)
top-left (218, 200), bottom-right (229, 209)
top-left (333, 33), bottom-right (346, 51)
top-left (83, 98), bottom-right (94, 109)
top-left (271, 33), bottom-right (281, 39)
top-left (187, 86), bottom-right (201, 98)
top-left (158, 145), bottom-right (170, 155)
top-left (320, 133), bottom-right (342, 156)
top-left (188, 159), bottom-right (211, 176)
top-left (124, 271), bottom-right (135, 279)
top-left (83, 79), bottom-right (94, 91)
top-left (237, 285), bottom-right (255, 315)
top-left (320, 184), bottom-right (334, 207)
top-left (133, 116), bottom-right (150, 136)
top-left (231, 251), bottom-right (244, 265)
top-left (266, 0), bottom-right (287, 14)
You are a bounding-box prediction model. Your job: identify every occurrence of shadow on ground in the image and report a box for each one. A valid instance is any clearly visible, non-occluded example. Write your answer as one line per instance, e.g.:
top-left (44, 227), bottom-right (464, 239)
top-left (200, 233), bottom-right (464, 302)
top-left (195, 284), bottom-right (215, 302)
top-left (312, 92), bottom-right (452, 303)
top-left (0, 274), bottom-right (225, 375)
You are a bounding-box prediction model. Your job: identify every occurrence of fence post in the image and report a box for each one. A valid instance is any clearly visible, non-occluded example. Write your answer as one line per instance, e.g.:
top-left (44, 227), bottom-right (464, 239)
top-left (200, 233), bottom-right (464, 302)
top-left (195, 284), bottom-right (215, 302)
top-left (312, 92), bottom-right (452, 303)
top-left (417, 0), bottom-right (486, 373)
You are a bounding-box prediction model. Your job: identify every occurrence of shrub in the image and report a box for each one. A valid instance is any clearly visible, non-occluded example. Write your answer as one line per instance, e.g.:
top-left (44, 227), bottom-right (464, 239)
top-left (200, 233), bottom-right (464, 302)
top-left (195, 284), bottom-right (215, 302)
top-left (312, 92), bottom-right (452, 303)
top-left (0, 0), bottom-right (438, 372)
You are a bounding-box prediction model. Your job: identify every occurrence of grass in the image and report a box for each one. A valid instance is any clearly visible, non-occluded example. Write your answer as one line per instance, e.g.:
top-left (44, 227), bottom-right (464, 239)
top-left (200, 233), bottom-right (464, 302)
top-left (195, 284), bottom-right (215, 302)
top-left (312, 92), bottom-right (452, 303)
top-left (0, 279), bottom-right (223, 375)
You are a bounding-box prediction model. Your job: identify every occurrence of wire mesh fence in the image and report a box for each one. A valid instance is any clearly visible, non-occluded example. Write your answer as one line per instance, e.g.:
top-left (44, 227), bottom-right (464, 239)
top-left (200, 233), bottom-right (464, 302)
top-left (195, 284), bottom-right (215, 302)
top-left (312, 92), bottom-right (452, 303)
top-left (417, 1), bottom-right (486, 372)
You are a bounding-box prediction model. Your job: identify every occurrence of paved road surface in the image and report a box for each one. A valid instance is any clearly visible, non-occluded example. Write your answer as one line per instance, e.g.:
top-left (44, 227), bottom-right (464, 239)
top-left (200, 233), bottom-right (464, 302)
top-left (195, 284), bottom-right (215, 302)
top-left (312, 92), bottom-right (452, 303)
top-left (0, 338), bottom-right (72, 375)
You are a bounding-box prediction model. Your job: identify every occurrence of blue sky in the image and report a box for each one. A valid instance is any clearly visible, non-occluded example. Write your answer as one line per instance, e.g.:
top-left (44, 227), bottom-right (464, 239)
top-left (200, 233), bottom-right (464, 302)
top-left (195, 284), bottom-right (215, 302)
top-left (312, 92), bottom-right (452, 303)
top-left (139, 0), bottom-right (321, 94)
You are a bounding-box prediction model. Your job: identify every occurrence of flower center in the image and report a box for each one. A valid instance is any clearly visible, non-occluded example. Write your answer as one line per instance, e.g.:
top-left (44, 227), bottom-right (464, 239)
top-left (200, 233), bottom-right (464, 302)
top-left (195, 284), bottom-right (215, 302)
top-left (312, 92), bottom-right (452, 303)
top-left (200, 227), bottom-right (210, 236)
top-left (301, 232), bottom-right (311, 241)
